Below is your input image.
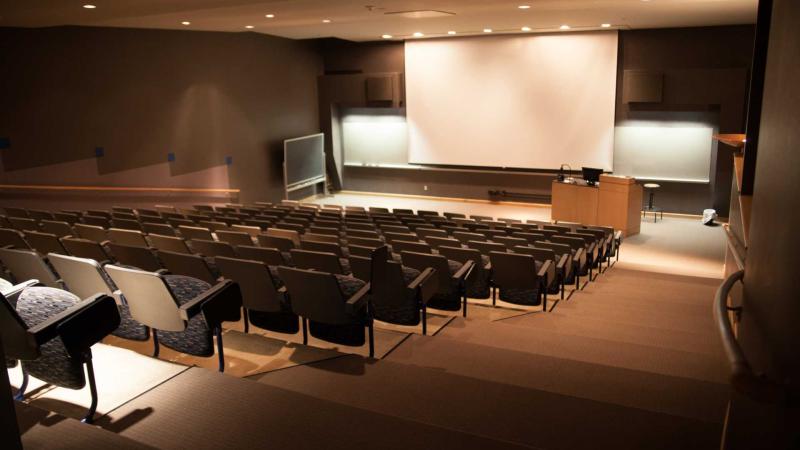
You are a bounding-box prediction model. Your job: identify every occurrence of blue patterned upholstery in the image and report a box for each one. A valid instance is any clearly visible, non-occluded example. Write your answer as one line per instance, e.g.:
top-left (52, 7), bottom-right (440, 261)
top-left (466, 255), bottom-right (492, 299)
top-left (309, 275), bottom-right (368, 346)
top-left (16, 287), bottom-right (85, 390)
top-left (158, 275), bottom-right (214, 357)
top-left (372, 266), bottom-right (422, 326)
top-left (425, 259), bottom-right (465, 311)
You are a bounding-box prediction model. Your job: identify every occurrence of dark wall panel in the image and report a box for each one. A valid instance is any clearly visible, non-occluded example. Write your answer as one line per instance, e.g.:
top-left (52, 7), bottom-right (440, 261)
top-left (0, 26), bottom-right (322, 203)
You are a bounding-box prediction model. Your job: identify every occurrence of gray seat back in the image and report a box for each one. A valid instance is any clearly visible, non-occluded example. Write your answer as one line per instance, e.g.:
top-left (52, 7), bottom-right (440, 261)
top-left (0, 228), bottom-right (31, 249)
top-left (108, 228), bottom-right (149, 248)
top-left (24, 231), bottom-right (67, 255)
top-left (488, 251), bottom-right (540, 290)
top-left (40, 220), bottom-right (74, 238)
top-left (49, 253), bottom-right (114, 299)
top-left (290, 249), bottom-right (345, 274)
top-left (178, 225), bottom-right (214, 241)
top-left (61, 237), bottom-right (112, 263)
top-left (277, 266), bottom-right (356, 325)
top-left (158, 250), bottom-right (218, 285)
top-left (0, 247), bottom-right (60, 287)
top-left (216, 256), bottom-right (282, 312)
top-left (107, 243), bottom-right (162, 272)
top-left (216, 230), bottom-right (254, 247)
top-left (236, 246), bottom-right (285, 266)
top-left (191, 239), bottom-right (237, 258)
top-left (74, 224), bottom-right (108, 243)
top-left (105, 265), bottom-right (184, 331)
top-left (149, 234), bottom-right (192, 254)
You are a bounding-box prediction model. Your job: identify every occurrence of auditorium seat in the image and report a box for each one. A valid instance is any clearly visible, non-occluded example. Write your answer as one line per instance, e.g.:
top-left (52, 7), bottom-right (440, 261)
top-left (106, 265), bottom-right (242, 372)
top-left (83, 215), bottom-right (111, 229)
top-left (9, 217), bottom-right (39, 232)
top-left (513, 246), bottom-right (564, 299)
top-left (392, 240), bottom-right (433, 254)
top-left (142, 222), bottom-right (177, 236)
top-left (257, 234), bottom-right (295, 252)
top-left (215, 256), bottom-right (299, 335)
top-left (61, 237), bottom-right (113, 263)
top-left (178, 225), bottom-right (214, 241)
top-left (23, 231), bottom-right (68, 256)
top-left (488, 251), bottom-right (551, 311)
top-left (400, 251), bottom-right (473, 317)
top-left (1, 284), bottom-right (120, 423)
top-left (216, 230), bottom-right (255, 247)
top-left (107, 243), bottom-right (162, 272)
top-left (0, 248), bottom-right (62, 287)
top-left (39, 220), bottom-right (74, 238)
top-left (438, 246), bottom-right (492, 300)
top-left (236, 245), bottom-right (287, 266)
top-left (290, 249), bottom-right (350, 275)
top-left (0, 228), bottom-right (32, 249)
top-left (74, 223), bottom-right (109, 243)
top-left (278, 266), bottom-right (373, 357)
top-left (108, 228), bottom-right (149, 248)
top-left (158, 250), bottom-right (219, 285)
top-left (149, 234), bottom-right (192, 254)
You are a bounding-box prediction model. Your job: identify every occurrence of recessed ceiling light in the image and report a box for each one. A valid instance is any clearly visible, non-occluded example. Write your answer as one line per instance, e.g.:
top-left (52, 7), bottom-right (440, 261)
top-left (382, 34), bottom-right (393, 39)
top-left (413, 32), bottom-right (424, 37)
top-left (245, 25), bottom-right (254, 29)
top-left (322, 19), bottom-right (331, 23)
top-left (560, 24), bottom-right (570, 30)
top-left (521, 26), bottom-right (531, 32)
top-left (483, 28), bottom-right (493, 33)
top-left (518, 5), bottom-right (531, 9)
top-left (265, 14), bottom-right (275, 18)
top-left (82, 4), bottom-right (96, 8)
top-left (601, 23), bottom-right (611, 28)
top-left (181, 21), bottom-right (191, 26)
top-left (447, 31), bottom-right (457, 35)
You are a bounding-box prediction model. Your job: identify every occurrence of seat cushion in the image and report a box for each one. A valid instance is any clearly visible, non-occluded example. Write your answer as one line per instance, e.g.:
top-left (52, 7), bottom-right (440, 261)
top-left (466, 257), bottom-right (492, 299)
top-left (372, 267), bottom-right (422, 326)
top-left (498, 261), bottom-right (544, 306)
top-left (427, 259), bottom-right (465, 311)
top-left (308, 275), bottom-right (367, 347)
top-left (16, 287), bottom-right (85, 390)
top-left (158, 275), bottom-right (214, 357)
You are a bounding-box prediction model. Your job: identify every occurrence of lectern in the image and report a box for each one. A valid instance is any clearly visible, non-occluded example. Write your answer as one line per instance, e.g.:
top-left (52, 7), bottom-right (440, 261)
top-left (551, 175), bottom-right (643, 237)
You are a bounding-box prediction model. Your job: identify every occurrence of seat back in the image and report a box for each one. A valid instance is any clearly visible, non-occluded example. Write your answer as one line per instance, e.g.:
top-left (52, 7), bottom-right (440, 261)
top-left (493, 236), bottom-right (528, 250)
top-left (157, 250), bottom-right (218, 285)
top-left (290, 249), bottom-right (345, 274)
top-left (266, 228), bottom-right (301, 247)
top-left (301, 232), bottom-right (339, 244)
top-left (54, 212), bottom-right (80, 225)
top-left (345, 236), bottom-right (383, 249)
top-left (3, 207), bottom-right (29, 218)
top-left (416, 228), bottom-right (448, 240)
top-left (0, 228), bottom-right (31, 249)
top-left (383, 232), bottom-right (418, 245)
top-left (425, 236), bottom-right (462, 250)
top-left (215, 256), bottom-right (282, 312)
top-left (83, 215), bottom-right (111, 228)
top-left (48, 253), bottom-right (114, 299)
top-left (488, 251), bottom-right (539, 290)
top-left (0, 247), bottom-right (60, 287)
top-left (74, 223), bottom-right (108, 243)
top-left (61, 237), bottom-right (111, 263)
top-left (107, 243), bottom-right (162, 272)
top-left (300, 240), bottom-right (344, 257)
top-left (257, 234), bottom-right (295, 252)
top-left (149, 234), bottom-right (192, 254)
top-left (552, 235), bottom-right (586, 251)
top-left (108, 228), bottom-right (149, 248)
top-left (467, 240), bottom-right (507, 256)
top-left (512, 232), bottom-right (547, 244)
top-left (105, 265), bottom-right (184, 331)
top-left (216, 230), bottom-right (253, 247)
top-left (40, 220), bottom-right (74, 238)
top-left (28, 209), bottom-right (54, 221)
top-left (391, 240), bottom-right (432, 254)
top-left (370, 246), bottom-right (411, 308)
top-left (191, 239), bottom-right (237, 258)
top-left (236, 245), bottom-right (285, 266)
top-left (142, 222), bottom-right (176, 237)
top-left (112, 218), bottom-right (142, 232)
top-left (178, 225), bottom-right (214, 241)
top-left (346, 229), bottom-right (380, 239)
top-left (400, 251), bottom-right (451, 295)
top-left (24, 231), bottom-right (67, 255)
top-left (231, 225), bottom-right (261, 237)
top-left (453, 231), bottom-right (485, 244)
top-left (9, 217), bottom-right (39, 232)
top-left (545, 224), bottom-right (573, 234)
top-left (277, 266), bottom-right (354, 325)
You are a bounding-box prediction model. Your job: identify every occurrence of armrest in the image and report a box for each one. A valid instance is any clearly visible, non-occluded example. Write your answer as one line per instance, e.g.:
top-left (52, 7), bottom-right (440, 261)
top-left (345, 282), bottom-right (371, 315)
top-left (575, 248), bottom-right (586, 267)
top-left (537, 260), bottom-right (554, 287)
top-left (100, 240), bottom-right (111, 247)
top-left (1, 280), bottom-right (40, 305)
top-left (179, 280), bottom-right (242, 328)
top-left (407, 267), bottom-right (435, 291)
top-left (56, 295), bottom-right (120, 360)
top-left (452, 259), bottom-right (475, 282)
top-left (155, 268), bottom-right (170, 275)
top-left (556, 254), bottom-right (567, 273)
top-left (407, 268), bottom-right (437, 305)
top-left (614, 230), bottom-right (623, 244)
top-left (29, 294), bottom-right (117, 351)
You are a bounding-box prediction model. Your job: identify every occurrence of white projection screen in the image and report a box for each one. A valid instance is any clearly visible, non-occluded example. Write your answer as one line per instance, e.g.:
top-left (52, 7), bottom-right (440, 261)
top-left (405, 31), bottom-right (618, 170)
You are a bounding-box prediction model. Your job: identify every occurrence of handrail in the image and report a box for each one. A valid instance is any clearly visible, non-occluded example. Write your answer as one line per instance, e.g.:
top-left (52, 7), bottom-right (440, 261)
top-left (714, 270), bottom-right (787, 403)
top-left (0, 184), bottom-right (239, 194)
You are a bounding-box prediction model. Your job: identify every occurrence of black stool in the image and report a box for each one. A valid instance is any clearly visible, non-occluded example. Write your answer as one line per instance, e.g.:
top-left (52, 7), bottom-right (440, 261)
top-left (642, 183), bottom-right (663, 222)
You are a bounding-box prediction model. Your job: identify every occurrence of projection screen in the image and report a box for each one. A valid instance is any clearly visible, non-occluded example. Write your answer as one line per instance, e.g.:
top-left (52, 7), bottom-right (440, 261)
top-left (405, 31), bottom-right (618, 170)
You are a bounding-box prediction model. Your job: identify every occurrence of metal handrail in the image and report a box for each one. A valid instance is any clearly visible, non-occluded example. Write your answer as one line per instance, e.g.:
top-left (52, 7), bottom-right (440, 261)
top-left (714, 270), bottom-right (787, 403)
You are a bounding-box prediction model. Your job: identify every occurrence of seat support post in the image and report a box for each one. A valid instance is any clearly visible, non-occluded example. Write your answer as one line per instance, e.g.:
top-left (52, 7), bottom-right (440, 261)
top-left (242, 307), bottom-right (250, 334)
top-left (302, 318), bottom-right (308, 345)
top-left (81, 352), bottom-right (98, 424)
top-left (152, 329), bottom-right (160, 357)
top-left (13, 369), bottom-right (28, 401)
top-left (215, 327), bottom-right (225, 373)
top-left (422, 305), bottom-right (427, 335)
top-left (368, 320), bottom-right (375, 358)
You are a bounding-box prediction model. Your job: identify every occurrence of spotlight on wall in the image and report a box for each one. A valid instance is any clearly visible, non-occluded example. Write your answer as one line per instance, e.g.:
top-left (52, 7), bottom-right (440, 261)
top-left (413, 32), bottom-right (424, 37)
top-left (483, 28), bottom-right (493, 33)
top-left (82, 4), bottom-right (96, 8)
top-left (265, 14), bottom-right (275, 18)
top-left (322, 19), bottom-right (331, 23)
top-left (521, 26), bottom-right (531, 31)
top-left (181, 21), bottom-right (191, 26)
top-left (559, 24), bottom-right (570, 30)
top-left (245, 25), bottom-right (254, 29)
top-left (382, 34), bottom-right (393, 39)
top-left (518, 5), bottom-right (531, 9)
top-left (447, 31), bottom-right (457, 35)
top-left (601, 23), bottom-right (611, 28)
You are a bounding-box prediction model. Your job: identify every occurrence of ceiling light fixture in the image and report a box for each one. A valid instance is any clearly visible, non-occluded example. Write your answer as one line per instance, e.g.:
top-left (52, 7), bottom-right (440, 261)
top-left (518, 5), bottom-right (531, 9)
top-left (265, 14), bottom-right (275, 18)
top-left (181, 21), bottom-right (191, 26)
top-left (601, 23), bottom-right (611, 28)
top-left (245, 25), bottom-right (254, 29)
top-left (413, 32), bottom-right (424, 37)
top-left (82, 4), bottom-right (96, 8)
top-left (382, 34), bottom-right (393, 39)
top-left (483, 28), bottom-right (493, 33)
top-left (559, 24), bottom-right (570, 30)
top-left (521, 26), bottom-right (531, 32)
top-left (447, 31), bottom-right (457, 35)
top-left (322, 19), bottom-right (331, 23)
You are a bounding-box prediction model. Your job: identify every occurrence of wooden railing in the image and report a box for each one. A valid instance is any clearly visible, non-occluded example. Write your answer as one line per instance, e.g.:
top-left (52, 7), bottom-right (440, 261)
top-left (0, 184), bottom-right (239, 194)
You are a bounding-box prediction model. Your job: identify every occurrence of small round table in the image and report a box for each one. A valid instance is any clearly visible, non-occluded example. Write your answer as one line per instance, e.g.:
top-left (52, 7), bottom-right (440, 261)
top-left (642, 183), bottom-right (663, 222)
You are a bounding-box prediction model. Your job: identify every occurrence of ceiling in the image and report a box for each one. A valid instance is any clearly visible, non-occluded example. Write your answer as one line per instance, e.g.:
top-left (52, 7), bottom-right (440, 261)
top-left (0, 0), bottom-right (757, 42)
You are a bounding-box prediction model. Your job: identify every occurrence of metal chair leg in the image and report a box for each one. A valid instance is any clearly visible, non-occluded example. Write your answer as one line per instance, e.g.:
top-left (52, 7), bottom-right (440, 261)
top-left (302, 318), bottom-right (308, 345)
top-left (215, 327), bottom-right (225, 373)
top-left (492, 287), bottom-right (496, 306)
top-left (560, 274), bottom-right (565, 300)
top-left (14, 369), bottom-right (28, 401)
top-left (243, 307), bottom-right (249, 334)
top-left (422, 305), bottom-right (427, 335)
top-left (152, 329), bottom-right (160, 358)
top-left (462, 290), bottom-right (468, 318)
top-left (81, 353), bottom-right (98, 424)
top-left (368, 320), bottom-right (375, 358)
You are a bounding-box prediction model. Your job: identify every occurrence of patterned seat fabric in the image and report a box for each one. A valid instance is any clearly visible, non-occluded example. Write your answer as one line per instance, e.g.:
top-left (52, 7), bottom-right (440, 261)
top-left (465, 255), bottom-right (492, 299)
top-left (158, 275), bottom-right (214, 357)
top-left (427, 260), bottom-right (465, 311)
top-left (498, 261), bottom-right (544, 306)
top-left (309, 275), bottom-right (368, 346)
top-left (372, 266), bottom-right (422, 326)
top-left (16, 287), bottom-right (85, 390)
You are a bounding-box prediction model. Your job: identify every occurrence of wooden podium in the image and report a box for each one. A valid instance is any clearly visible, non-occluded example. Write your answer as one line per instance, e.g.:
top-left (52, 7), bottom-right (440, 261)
top-left (551, 175), bottom-right (643, 237)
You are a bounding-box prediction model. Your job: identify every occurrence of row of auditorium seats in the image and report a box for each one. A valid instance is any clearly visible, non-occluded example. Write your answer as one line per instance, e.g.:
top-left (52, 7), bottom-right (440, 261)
top-left (1, 200), bottom-right (622, 424)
